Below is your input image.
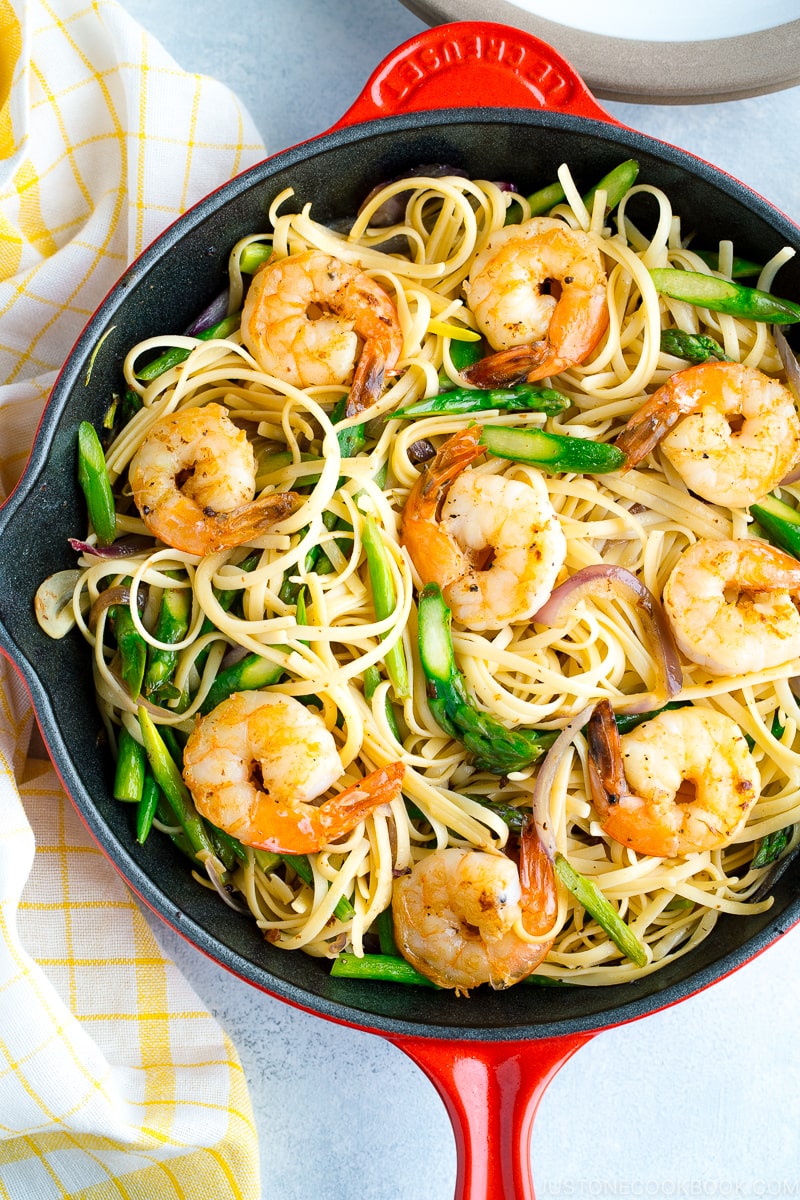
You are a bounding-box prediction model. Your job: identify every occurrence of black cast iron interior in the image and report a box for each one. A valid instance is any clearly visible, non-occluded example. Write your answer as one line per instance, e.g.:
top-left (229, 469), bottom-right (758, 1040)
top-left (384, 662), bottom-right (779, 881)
top-left (1, 108), bottom-right (799, 1041)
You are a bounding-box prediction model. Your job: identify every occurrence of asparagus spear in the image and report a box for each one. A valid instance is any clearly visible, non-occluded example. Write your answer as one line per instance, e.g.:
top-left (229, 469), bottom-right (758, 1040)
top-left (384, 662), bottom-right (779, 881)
top-left (527, 159), bottom-right (640, 219)
top-left (479, 424), bottom-right (626, 474)
top-left (281, 853), bottom-right (355, 921)
top-left (207, 824), bottom-right (249, 872)
top-left (526, 180), bottom-right (566, 219)
top-left (375, 905), bottom-right (399, 956)
top-left (199, 651), bottom-right (285, 714)
top-left (331, 395), bottom-right (367, 459)
top-left (394, 383), bottom-right (569, 419)
top-left (469, 797), bottom-right (530, 833)
top-left (752, 827), bottom-right (793, 869)
top-left (750, 494), bottom-right (800, 559)
top-left (135, 313), bottom-right (241, 381)
top-left (693, 250), bottom-right (762, 279)
top-left (659, 329), bottom-right (732, 363)
top-left (113, 726), bottom-right (147, 802)
top-left (583, 159), bottom-right (640, 216)
top-left (77, 421), bottom-right (117, 546)
top-left (330, 949), bottom-right (573, 987)
top-left (119, 388), bottom-right (143, 425)
top-left (651, 268), bottom-right (800, 324)
top-left (135, 774), bottom-right (161, 844)
top-left (362, 514), bottom-right (410, 700)
top-left (238, 243), bottom-right (273, 275)
top-left (417, 583), bottom-right (556, 773)
top-left (254, 848), bottom-right (282, 874)
top-left (363, 665), bottom-right (403, 742)
top-left (110, 603), bottom-right (147, 701)
top-left (137, 708), bottom-right (216, 858)
top-left (144, 574), bottom-right (191, 698)
top-left (614, 702), bottom-right (686, 735)
top-left (554, 853), bottom-right (648, 967)
top-left (330, 951), bottom-right (438, 987)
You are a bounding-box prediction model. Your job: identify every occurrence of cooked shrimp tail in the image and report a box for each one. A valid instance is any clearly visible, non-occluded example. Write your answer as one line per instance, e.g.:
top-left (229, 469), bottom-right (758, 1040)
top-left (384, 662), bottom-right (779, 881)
top-left (462, 343), bottom-right (550, 389)
top-left (464, 288), bottom-right (609, 387)
top-left (614, 387), bottom-right (693, 467)
top-left (401, 425), bottom-right (485, 600)
top-left (346, 330), bottom-right (392, 416)
top-left (407, 425), bottom-right (486, 510)
top-left (253, 761), bottom-right (406, 855)
top-left (201, 490), bottom-right (298, 550)
top-left (586, 698), bottom-right (627, 809)
top-left (519, 819), bottom-right (558, 937)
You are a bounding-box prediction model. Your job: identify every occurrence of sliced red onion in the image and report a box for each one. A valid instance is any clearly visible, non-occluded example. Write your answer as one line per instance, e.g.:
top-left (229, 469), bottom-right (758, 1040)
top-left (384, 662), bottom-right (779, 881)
top-left (532, 564), bottom-right (683, 714)
top-left (776, 325), bottom-right (800, 402)
top-left (778, 463), bottom-right (800, 486)
top-left (202, 856), bottom-right (250, 913)
top-left (220, 643), bottom-right (249, 671)
top-left (775, 327), bottom-right (800, 483)
top-left (185, 288), bottom-right (230, 336)
top-left (69, 535), bottom-right (151, 558)
top-left (532, 704), bottom-right (594, 861)
top-left (88, 584), bottom-right (146, 630)
top-left (359, 164), bottom-right (469, 227)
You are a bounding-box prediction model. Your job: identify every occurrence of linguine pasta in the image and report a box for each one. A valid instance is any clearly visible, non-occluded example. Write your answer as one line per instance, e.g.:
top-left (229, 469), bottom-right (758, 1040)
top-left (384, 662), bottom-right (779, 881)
top-left (52, 166), bottom-right (800, 987)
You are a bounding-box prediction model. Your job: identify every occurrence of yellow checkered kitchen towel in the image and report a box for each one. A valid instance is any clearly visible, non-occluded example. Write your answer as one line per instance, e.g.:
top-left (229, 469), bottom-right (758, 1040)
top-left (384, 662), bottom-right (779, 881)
top-left (0, 0), bottom-right (267, 1196)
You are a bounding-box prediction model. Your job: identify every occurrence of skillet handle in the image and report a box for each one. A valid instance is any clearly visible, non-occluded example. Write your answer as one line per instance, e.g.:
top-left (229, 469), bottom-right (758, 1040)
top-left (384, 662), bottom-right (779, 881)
top-left (389, 1030), bottom-right (595, 1200)
top-left (330, 21), bottom-right (618, 131)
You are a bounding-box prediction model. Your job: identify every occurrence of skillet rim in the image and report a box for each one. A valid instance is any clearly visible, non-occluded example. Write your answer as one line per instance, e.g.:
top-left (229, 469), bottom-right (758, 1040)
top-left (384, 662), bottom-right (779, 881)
top-left (2, 104), bottom-right (800, 1042)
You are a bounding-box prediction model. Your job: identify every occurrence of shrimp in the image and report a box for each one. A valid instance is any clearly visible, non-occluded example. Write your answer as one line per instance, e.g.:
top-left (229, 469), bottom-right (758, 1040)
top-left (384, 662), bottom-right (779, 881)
top-left (392, 822), bottom-right (557, 991)
top-left (662, 537), bottom-right (800, 676)
top-left (586, 699), bottom-right (760, 858)
top-left (460, 216), bottom-right (609, 386)
top-left (400, 427), bottom-right (566, 629)
top-left (128, 403), bottom-right (299, 556)
top-left (182, 690), bottom-right (405, 853)
top-left (241, 249), bottom-right (403, 415)
top-left (615, 361), bottom-right (800, 508)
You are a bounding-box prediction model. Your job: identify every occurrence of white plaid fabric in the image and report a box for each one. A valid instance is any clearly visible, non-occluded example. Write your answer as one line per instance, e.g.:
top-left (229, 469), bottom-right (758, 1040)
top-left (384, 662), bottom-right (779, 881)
top-left (0, 1), bottom-right (266, 1195)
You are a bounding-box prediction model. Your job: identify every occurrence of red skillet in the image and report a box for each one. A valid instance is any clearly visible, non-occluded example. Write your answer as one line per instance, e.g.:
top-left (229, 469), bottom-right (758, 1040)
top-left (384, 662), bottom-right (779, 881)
top-left (1, 22), bottom-right (799, 1200)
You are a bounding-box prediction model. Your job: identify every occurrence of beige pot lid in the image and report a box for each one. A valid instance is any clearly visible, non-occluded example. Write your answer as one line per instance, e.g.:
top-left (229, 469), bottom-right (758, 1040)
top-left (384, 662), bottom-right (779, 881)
top-left (398, 0), bottom-right (800, 103)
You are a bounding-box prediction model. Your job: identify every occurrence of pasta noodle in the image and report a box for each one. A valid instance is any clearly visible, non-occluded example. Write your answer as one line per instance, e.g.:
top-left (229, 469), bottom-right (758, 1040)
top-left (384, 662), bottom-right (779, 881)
top-left (48, 165), bottom-right (800, 989)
